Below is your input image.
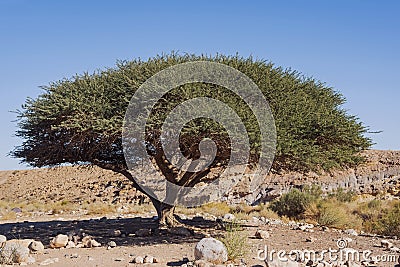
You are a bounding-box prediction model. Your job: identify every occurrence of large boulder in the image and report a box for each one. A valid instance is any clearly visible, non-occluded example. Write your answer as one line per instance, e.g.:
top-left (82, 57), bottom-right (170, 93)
top-left (0, 242), bottom-right (30, 264)
top-left (5, 238), bottom-right (34, 248)
top-left (194, 238), bottom-right (228, 264)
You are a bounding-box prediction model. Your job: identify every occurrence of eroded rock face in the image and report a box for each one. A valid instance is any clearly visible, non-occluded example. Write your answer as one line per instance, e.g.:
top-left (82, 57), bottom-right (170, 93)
top-left (194, 237), bottom-right (228, 264)
top-left (227, 150), bottom-right (400, 205)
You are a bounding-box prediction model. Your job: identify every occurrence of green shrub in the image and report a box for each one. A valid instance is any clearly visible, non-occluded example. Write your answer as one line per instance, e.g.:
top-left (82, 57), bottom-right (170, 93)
top-left (219, 221), bottom-right (248, 261)
top-left (370, 202), bottom-right (400, 237)
top-left (270, 188), bottom-right (314, 219)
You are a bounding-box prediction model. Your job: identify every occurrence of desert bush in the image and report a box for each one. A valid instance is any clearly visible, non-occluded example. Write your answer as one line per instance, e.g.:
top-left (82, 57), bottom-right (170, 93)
top-left (258, 204), bottom-right (281, 220)
top-left (316, 200), bottom-right (362, 229)
top-left (219, 221), bottom-right (248, 261)
top-left (270, 188), bottom-right (314, 219)
top-left (328, 188), bottom-right (356, 202)
top-left (367, 201), bottom-right (400, 237)
top-left (367, 199), bottom-right (382, 209)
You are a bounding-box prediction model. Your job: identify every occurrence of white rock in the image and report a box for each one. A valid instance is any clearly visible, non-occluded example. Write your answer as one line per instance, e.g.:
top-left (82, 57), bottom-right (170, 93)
top-left (255, 229), bottom-right (270, 239)
top-left (345, 261), bottom-right (361, 267)
top-left (389, 246), bottom-right (400, 252)
top-left (194, 238), bottom-right (228, 263)
top-left (344, 229), bottom-right (358, 236)
top-left (39, 258), bottom-right (59, 265)
top-left (28, 240), bottom-right (45, 253)
top-left (194, 259), bottom-right (213, 267)
top-left (50, 234), bottom-right (69, 248)
top-left (144, 255), bottom-right (154, 263)
top-left (381, 239), bottom-right (393, 249)
top-left (107, 229), bottom-right (122, 237)
top-left (134, 256), bottom-right (144, 263)
top-left (90, 239), bottom-right (101, 247)
top-left (223, 213), bottom-right (235, 221)
top-left (265, 258), bottom-right (300, 267)
top-left (6, 238), bottom-right (34, 248)
top-left (0, 242), bottom-right (30, 264)
top-left (66, 240), bottom-right (76, 248)
top-left (107, 241), bottom-right (117, 248)
top-left (0, 234), bottom-right (6, 243)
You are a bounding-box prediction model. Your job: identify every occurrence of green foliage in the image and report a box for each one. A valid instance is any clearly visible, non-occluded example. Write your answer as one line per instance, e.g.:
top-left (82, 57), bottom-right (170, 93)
top-left (367, 201), bottom-right (400, 237)
top-left (12, 53), bottom-right (371, 172)
top-left (270, 188), bottom-right (314, 219)
top-left (219, 221), bottom-right (248, 261)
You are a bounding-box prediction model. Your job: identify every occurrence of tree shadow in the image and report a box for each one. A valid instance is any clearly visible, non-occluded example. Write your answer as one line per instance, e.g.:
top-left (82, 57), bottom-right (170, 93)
top-left (0, 216), bottom-right (219, 246)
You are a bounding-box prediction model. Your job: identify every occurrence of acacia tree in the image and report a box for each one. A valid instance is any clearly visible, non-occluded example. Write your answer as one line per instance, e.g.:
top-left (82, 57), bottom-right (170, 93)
top-left (12, 53), bottom-right (371, 226)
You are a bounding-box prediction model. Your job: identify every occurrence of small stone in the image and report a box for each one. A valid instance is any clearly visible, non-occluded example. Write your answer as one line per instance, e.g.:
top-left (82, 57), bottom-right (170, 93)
top-left (223, 213), bottom-right (235, 221)
top-left (381, 239), bottom-right (393, 249)
top-left (107, 241), bottom-right (117, 248)
top-left (11, 207), bottom-right (22, 213)
top-left (144, 255), bottom-right (154, 263)
top-left (81, 236), bottom-right (101, 248)
top-left (298, 225), bottom-right (308, 231)
top-left (390, 246), bottom-right (400, 252)
top-left (344, 229), bottom-right (358, 236)
top-left (114, 258), bottom-right (124, 261)
top-left (28, 240), bottom-right (45, 253)
top-left (90, 239), bottom-right (101, 247)
top-left (0, 234), bottom-right (6, 243)
top-left (66, 240), bottom-right (76, 248)
top-left (255, 229), bottom-right (270, 239)
top-left (322, 226), bottom-right (330, 232)
top-left (169, 226), bottom-right (192, 236)
top-left (194, 259), bottom-right (212, 267)
top-left (50, 234), bottom-right (69, 248)
top-left (108, 229), bottom-right (122, 237)
top-left (135, 228), bottom-right (151, 237)
top-left (134, 256), bottom-right (144, 264)
top-left (39, 258), bottom-right (59, 265)
top-left (306, 237), bottom-right (315, 243)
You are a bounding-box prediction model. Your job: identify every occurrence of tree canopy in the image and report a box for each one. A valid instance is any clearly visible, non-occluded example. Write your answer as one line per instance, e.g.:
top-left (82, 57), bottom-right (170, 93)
top-left (12, 53), bottom-right (371, 224)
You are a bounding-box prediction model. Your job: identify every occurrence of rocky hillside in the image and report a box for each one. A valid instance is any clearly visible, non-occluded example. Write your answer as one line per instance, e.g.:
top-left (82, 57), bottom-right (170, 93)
top-left (1, 150), bottom-right (399, 206)
top-left (0, 166), bottom-right (147, 205)
top-left (228, 150), bottom-right (400, 204)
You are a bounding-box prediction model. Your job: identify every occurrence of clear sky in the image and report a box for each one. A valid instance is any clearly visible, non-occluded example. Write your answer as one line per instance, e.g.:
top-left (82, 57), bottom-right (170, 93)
top-left (0, 0), bottom-right (399, 170)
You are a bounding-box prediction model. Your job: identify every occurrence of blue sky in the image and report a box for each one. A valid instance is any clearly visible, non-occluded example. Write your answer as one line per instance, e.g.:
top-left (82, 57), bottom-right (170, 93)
top-left (0, 0), bottom-right (399, 170)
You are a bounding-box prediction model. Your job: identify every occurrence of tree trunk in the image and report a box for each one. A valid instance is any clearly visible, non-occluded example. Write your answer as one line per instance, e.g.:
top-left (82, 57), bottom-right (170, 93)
top-left (150, 198), bottom-right (179, 227)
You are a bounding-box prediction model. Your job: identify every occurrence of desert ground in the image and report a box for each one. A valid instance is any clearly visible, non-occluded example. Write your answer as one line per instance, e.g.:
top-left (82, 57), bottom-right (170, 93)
top-left (1, 156), bottom-right (400, 267)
